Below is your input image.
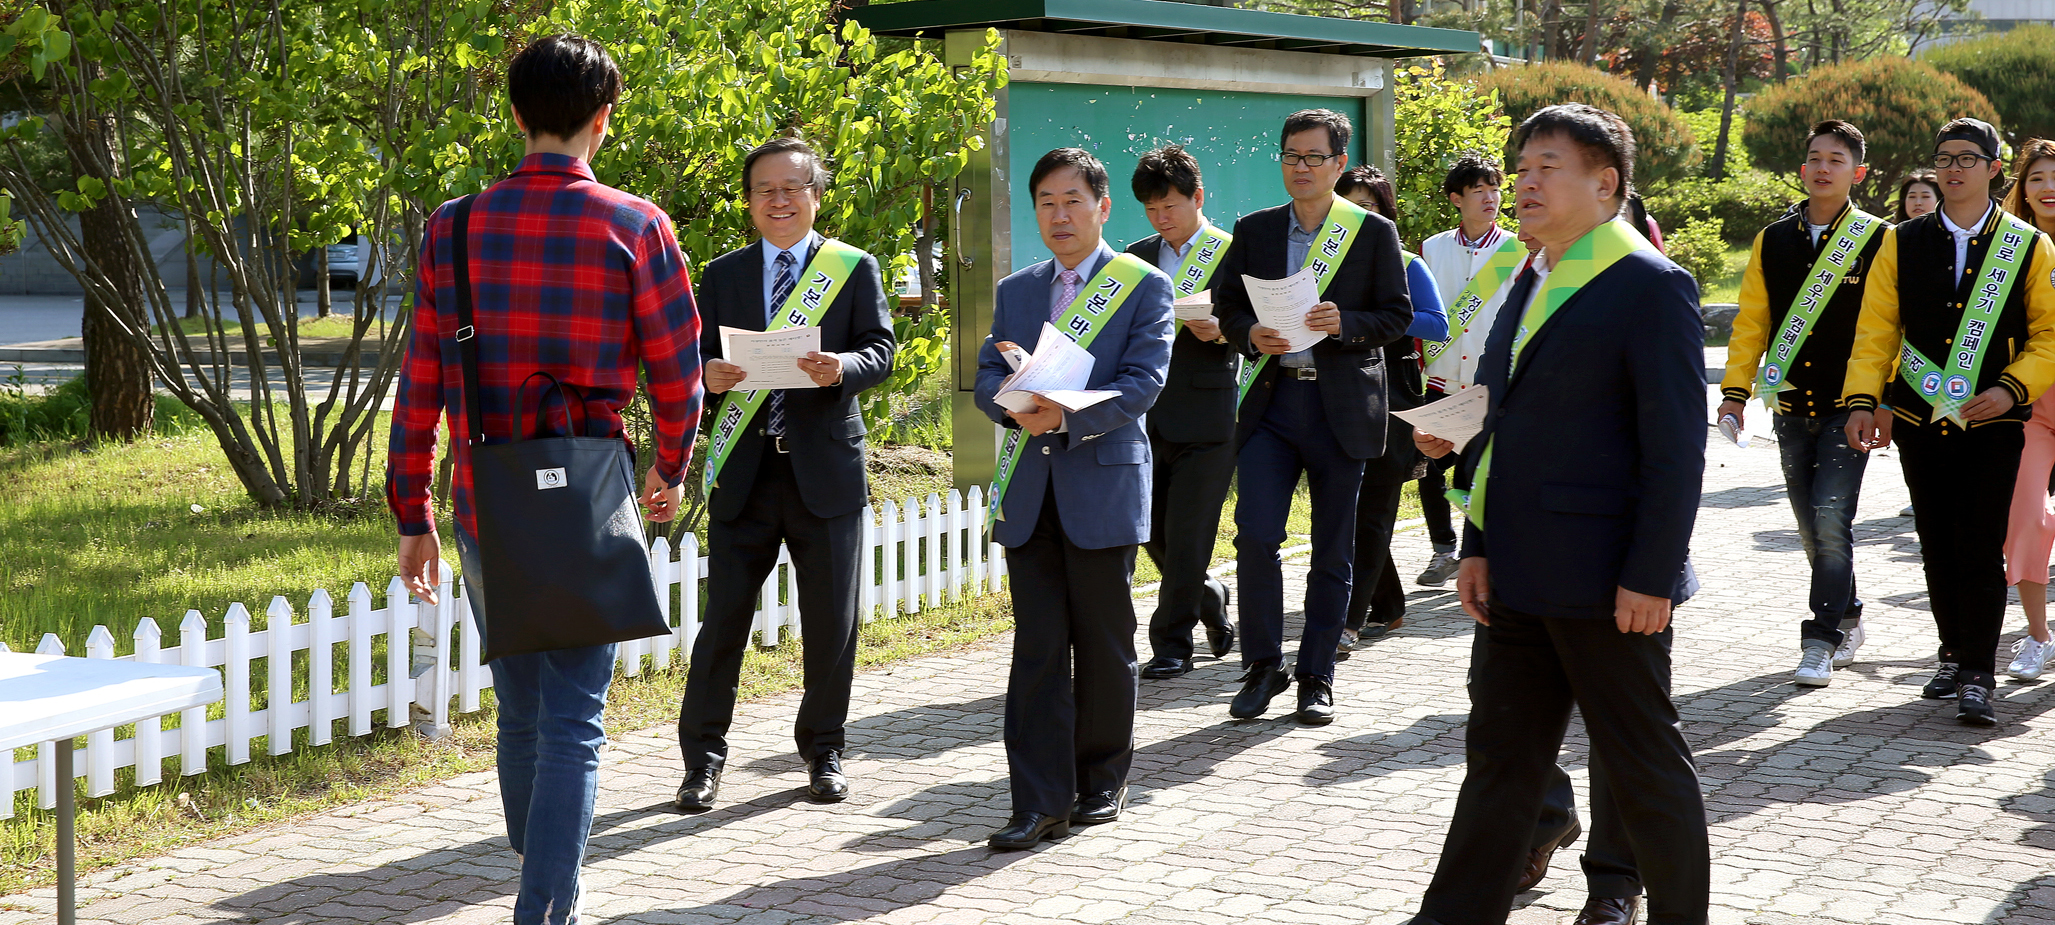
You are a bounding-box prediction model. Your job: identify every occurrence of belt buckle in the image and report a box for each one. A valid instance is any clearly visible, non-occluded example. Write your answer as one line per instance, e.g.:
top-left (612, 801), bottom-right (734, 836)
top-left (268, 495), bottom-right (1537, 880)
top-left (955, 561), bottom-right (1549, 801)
top-left (1291, 367), bottom-right (1318, 381)
top-left (774, 435), bottom-right (790, 454)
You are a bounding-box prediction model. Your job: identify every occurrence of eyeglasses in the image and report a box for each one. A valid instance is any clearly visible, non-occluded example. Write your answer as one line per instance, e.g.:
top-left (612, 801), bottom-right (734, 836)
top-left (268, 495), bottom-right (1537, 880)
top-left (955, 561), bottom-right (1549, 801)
top-left (1932, 152), bottom-right (1994, 170)
top-left (748, 185), bottom-right (813, 201)
top-left (1276, 152), bottom-right (1338, 167)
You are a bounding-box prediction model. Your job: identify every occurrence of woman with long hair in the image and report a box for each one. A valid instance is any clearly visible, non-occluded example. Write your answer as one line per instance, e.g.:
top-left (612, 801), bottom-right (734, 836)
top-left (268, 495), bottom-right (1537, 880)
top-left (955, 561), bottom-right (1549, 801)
top-left (1999, 138), bottom-right (2055, 681)
top-left (1895, 170), bottom-right (1942, 222)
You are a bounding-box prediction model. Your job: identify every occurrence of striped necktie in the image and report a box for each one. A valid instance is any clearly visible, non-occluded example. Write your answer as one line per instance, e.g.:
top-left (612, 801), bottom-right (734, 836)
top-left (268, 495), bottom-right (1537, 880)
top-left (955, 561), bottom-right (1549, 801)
top-left (768, 250), bottom-right (796, 436)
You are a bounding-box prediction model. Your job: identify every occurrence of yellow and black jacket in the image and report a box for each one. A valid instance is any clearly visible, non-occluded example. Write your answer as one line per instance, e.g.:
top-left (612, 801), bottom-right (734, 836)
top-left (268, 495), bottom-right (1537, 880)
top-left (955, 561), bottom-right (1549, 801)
top-left (1843, 202), bottom-right (2055, 428)
top-left (1722, 200), bottom-right (1884, 416)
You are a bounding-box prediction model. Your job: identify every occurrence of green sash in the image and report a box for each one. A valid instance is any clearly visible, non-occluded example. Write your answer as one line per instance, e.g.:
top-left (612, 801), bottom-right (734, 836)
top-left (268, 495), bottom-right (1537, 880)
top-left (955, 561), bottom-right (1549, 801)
top-left (702, 239), bottom-right (865, 494)
top-left (1424, 235), bottom-right (1527, 365)
top-left (1896, 210), bottom-right (2039, 425)
top-left (1451, 220), bottom-right (1658, 529)
top-left (1235, 195), bottom-right (1370, 407)
top-left (1754, 207), bottom-right (1883, 410)
top-left (987, 253), bottom-right (1154, 529)
top-left (1171, 224), bottom-right (1232, 300)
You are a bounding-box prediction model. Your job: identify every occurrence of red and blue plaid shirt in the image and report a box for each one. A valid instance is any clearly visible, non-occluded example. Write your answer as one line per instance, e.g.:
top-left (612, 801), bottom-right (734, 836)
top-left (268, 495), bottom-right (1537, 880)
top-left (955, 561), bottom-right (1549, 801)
top-left (386, 154), bottom-right (703, 537)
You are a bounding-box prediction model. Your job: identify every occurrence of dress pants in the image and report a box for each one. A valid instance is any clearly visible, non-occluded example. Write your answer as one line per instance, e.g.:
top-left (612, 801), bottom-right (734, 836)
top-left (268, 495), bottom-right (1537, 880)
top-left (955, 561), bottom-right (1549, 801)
top-left (1771, 411), bottom-right (1868, 647)
top-left (1897, 419), bottom-right (2023, 681)
top-left (1235, 377), bottom-right (1366, 682)
top-left (1343, 481), bottom-right (1407, 632)
top-left (1004, 487), bottom-right (1140, 816)
top-left (1471, 628), bottom-right (1643, 898)
top-left (678, 443), bottom-right (862, 772)
top-left (1143, 431), bottom-right (1236, 660)
top-left (1419, 604), bottom-right (1707, 925)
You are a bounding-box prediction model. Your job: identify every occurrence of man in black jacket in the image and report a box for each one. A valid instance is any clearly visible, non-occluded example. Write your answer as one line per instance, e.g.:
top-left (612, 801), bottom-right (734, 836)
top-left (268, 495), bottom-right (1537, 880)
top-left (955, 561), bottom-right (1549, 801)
top-left (1407, 103), bottom-right (1707, 925)
top-left (1213, 109), bottom-right (1413, 725)
top-left (675, 137), bottom-right (897, 810)
top-left (1124, 144), bottom-right (1238, 679)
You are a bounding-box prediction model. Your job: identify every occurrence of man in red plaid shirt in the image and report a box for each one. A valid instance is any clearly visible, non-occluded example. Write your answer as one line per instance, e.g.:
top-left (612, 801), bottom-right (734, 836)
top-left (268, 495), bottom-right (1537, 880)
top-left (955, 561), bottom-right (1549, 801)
top-left (384, 35), bottom-right (701, 925)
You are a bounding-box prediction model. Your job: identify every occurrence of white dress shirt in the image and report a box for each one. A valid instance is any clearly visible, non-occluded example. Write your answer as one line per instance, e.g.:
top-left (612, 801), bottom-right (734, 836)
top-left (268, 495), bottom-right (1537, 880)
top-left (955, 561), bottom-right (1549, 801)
top-left (1939, 201), bottom-right (1994, 279)
top-left (762, 232), bottom-right (820, 320)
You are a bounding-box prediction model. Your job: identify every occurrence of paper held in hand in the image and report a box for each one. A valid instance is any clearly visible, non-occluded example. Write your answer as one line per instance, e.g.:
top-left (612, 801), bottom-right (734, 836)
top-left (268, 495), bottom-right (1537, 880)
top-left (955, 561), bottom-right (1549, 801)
top-left (1391, 386), bottom-right (1489, 453)
top-left (719, 325), bottom-right (823, 390)
top-left (1173, 290), bottom-right (1215, 322)
top-left (1242, 267), bottom-right (1327, 352)
top-left (994, 322), bottom-right (1120, 414)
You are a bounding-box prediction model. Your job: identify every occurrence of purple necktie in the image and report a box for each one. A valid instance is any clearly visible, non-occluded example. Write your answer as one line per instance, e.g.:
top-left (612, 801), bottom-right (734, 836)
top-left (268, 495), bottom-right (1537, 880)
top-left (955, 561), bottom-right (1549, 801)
top-left (1055, 268), bottom-right (1081, 322)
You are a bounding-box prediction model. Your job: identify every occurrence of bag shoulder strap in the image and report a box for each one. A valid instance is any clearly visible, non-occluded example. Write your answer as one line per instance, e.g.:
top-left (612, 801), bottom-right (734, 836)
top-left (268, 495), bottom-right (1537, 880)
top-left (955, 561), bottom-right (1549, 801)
top-left (452, 195), bottom-right (484, 445)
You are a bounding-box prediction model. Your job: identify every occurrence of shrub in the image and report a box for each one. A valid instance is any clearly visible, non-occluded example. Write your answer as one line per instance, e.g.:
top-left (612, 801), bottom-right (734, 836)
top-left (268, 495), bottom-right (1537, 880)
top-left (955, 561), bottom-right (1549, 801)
top-left (0, 373), bottom-right (203, 446)
top-left (1679, 107), bottom-right (1753, 174)
top-left (1663, 218), bottom-right (1731, 291)
top-left (1925, 25), bottom-right (2055, 148)
top-left (1392, 62), bottom-right (1513, 250)
top-left (1741, 58), bottom-right (2000, 214)
top-left (1478, 61), bottom-right (1702, 187)
top-left (1644, 170), bottom-right (1795, 246)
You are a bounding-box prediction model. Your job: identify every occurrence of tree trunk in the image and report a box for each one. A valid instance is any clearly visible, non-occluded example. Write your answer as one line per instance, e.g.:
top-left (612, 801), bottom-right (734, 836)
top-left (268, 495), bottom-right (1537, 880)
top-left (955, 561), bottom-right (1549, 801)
top-left (1710, 0), bottom-right (1750, 181)
top-left (1633, 0), bottom-right (1682, 91)
top-left (64, 110), bottom-right (153, 442)
top-left (316, 245), bottom-right (331, 319)
top-left (1760, 0), bottom-right (1790, 82)
top-left (1580, 0), bottom-right (1602, 64)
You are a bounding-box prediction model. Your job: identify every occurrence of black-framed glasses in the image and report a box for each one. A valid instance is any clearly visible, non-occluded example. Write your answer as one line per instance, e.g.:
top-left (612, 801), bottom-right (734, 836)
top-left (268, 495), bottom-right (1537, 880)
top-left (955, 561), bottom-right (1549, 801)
top-left (1932, 152), bottom-right (1994, 170)
top-left (1277, 152), bottom-right (1338, 166)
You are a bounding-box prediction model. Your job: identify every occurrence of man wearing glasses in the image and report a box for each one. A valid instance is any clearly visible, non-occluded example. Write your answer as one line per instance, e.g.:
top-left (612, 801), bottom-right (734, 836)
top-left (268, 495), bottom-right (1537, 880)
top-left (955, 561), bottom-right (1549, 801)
top-left (1843, 117), bottom-right (2055, 726)
top-left (1213, 109), bottom-right (1414, 723)
top-left (676, 136), bottom-right (898, 808)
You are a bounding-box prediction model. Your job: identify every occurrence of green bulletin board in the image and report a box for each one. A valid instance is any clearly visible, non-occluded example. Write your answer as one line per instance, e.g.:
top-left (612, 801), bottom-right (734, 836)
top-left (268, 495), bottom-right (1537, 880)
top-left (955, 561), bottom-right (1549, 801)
top-left (1004, 82), bottom-right (1368, 271)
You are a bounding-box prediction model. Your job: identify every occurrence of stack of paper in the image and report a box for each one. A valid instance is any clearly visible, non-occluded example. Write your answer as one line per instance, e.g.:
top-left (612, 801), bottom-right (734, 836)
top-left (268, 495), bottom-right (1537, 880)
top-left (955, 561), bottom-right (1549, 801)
top-left (993, 323), bottom-right (1120, 414)
top-left (1242, 267), bottom-right (1327, 352)
top-left (719, 326), bottom-right (823, 389)
top-left (1174, 290), bottom-right (1216, 323)
top-left (1390, 386), bottom-right (1489, 453)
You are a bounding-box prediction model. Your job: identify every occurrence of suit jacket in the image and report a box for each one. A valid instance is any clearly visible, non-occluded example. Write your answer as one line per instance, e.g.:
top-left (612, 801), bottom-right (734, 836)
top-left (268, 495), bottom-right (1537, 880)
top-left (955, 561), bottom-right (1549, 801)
top-left (698, 234), bottom-right (896, 522)
top-left (974, 243), bottom-right (1175, 550)
top-left (1214, 202), bottom-right (1414, 459)
top-left (1455, 239), bottom-right (1705, 618)
top-left (1125, 233), bottom-right (1238, 444)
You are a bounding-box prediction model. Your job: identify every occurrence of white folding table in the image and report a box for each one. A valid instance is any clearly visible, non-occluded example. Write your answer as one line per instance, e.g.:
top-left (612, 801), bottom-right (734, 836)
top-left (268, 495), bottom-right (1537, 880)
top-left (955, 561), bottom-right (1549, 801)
top-left (0, 651), bottom-right (223, 925)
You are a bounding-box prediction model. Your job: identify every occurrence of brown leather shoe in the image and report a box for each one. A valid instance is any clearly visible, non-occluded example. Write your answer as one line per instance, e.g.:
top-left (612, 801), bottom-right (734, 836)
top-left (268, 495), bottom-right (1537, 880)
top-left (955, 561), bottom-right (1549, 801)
top-left (1572, 895), bottom-right (1641, 925)
top-left (1513, 819), bottom-right (1581, 892)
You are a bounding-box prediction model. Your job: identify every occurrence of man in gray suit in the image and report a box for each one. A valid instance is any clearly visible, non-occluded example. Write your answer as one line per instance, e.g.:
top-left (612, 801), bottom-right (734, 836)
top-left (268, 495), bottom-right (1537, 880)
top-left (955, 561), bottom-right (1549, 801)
top-left (975, 147), bottom-right (1174, 850)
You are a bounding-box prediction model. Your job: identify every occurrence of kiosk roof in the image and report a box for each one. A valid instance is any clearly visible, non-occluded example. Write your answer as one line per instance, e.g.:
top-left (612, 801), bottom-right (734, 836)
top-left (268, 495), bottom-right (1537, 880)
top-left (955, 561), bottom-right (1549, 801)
top-left (844, 0), bottom-right (1479, 59)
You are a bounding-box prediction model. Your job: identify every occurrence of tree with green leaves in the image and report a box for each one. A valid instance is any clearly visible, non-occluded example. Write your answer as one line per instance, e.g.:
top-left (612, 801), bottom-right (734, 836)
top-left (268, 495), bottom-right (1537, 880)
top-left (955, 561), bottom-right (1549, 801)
top-left (1478, 61), bottom-right (1701, 186)
top-left (1742, 57), bottom-right (1999, 213)
top-left (1391, 61), bottom-right (1510, 249)
top-left (1925, 25), bottom-right (2055, 148)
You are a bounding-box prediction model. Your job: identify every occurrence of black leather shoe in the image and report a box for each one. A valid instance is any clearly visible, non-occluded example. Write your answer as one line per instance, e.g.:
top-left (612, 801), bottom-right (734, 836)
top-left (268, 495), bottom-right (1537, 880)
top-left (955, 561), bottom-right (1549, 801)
top-left (1572, 895), bottom-right (1641, 925)
top-left (1141, 656), bottom-right (1193, 679)
top-left (675, 767), bottom-right (720, 812)
top-left (1229, 663), bottom-right (1293, 719)
top-left (988, 811), bottom-right (1070, 849)
top-left (1358, 617), bottom-right (1405, 641)
top-left (1201, 579), bottom-right (1235, 658)
top-left (1295, 676), bottom-right (1335, 725)
top-left (1514, 819), bottom-right (1581, 892)
top-left (807, 750), bottom-right (849, 802)
top-left (1071, 785), bottom-right (1127, 824)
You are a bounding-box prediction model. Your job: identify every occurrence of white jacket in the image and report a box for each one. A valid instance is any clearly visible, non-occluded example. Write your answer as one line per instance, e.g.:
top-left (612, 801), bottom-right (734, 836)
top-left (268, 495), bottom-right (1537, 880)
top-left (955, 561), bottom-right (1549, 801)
top-left (1420, 226), bottom-right (1521, 393)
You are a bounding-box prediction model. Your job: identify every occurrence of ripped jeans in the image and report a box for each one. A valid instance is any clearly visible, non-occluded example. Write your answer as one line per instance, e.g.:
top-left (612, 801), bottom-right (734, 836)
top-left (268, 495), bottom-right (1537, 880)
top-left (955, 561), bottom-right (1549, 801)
top-left (1773, 411), bottom-right (1869, 647)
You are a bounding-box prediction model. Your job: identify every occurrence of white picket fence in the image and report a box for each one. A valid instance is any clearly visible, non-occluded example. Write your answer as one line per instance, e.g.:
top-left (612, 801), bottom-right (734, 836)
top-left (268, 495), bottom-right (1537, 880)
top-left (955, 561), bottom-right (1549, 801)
top-left (3, 486), bottom-right (1007, 818)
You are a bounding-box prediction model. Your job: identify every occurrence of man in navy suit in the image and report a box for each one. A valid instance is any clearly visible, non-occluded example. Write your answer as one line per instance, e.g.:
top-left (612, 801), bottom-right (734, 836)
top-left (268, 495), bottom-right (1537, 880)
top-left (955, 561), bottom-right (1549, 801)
top-left (1213, 109), bottom-right (1413, 724)
top-left (975, 147), bottom-right (1174, 850)
top-left (1406, 104), bottom-right (1708, 925)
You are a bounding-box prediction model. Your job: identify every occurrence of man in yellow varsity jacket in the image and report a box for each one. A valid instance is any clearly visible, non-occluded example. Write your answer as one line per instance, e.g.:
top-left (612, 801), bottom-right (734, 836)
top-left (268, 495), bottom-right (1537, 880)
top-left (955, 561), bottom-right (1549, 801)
top-left (1719, 120), bottom-right (1886, 689)
top-left (1843, 117), bottom-right (2055, 726)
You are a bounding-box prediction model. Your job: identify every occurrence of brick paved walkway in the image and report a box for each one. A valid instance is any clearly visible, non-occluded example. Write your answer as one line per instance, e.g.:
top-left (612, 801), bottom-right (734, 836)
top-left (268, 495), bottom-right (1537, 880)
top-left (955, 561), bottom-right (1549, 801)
top-left (8, 427), bottom-right (2055, 925)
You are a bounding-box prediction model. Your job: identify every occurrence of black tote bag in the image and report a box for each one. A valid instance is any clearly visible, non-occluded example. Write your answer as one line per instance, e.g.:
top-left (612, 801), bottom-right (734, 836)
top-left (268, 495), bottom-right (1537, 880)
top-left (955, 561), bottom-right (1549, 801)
top-left (451, 195), bottom-right (670, 663)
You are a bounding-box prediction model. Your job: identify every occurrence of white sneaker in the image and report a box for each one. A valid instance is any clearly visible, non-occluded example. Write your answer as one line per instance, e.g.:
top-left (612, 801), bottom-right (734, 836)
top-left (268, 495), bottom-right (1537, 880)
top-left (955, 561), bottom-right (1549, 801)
top-left (1833, 623), bottom-right (1865, 668)
top-left (1900, 504), bottom-right (1916, 517)
top-left (1418, 551), bottom-right (1460, 587)
top-left (2008, 635), bottom-right (2054, 681)
top-left (1794, 644), bottom-right (1834, 687)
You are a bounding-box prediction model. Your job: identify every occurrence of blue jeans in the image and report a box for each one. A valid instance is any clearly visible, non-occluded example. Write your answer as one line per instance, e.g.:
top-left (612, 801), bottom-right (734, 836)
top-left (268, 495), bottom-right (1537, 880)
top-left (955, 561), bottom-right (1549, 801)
top-left (1771, 412), bottom-right (1867, 646)
top-left (1235, 378), bottom-right (1365, 682)
top-left (457, 530), bottom-right (615, 925)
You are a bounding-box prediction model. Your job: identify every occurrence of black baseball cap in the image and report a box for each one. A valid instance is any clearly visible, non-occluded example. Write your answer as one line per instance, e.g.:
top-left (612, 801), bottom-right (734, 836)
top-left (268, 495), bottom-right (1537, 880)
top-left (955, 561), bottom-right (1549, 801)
top-left (1935, 118), bottom-right (2001, 160)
